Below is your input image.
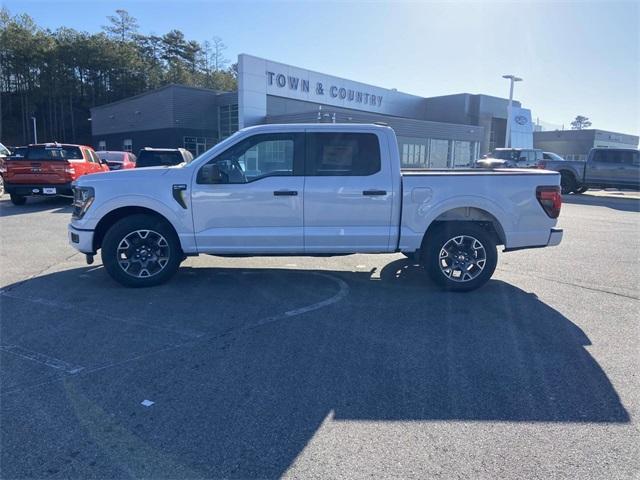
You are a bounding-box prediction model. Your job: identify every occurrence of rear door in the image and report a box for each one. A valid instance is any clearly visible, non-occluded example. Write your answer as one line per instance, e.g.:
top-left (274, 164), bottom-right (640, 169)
top-left (586, 150), bottom-right (625, 186)
top-left (617, 150), bottom-right (640, 188)
top-left (303, 130), bottom-right (394, 253)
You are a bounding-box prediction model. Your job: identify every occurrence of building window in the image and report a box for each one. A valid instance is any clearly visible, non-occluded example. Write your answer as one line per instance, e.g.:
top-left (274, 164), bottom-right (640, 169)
top-left (452, 141), bottom-right (473, 168)
top-left (264, 140), bottom-right (288, 163)
top-left (428, 139), bottom-right (450, 168)
top-left (397, 137), bottom-right (427, 168)
top-left (219, 104), bottom-right (239, 139)
top-left (184, 136), bottom-right (215, 157)
top-left (97, 141), bottom-right (106, 151)
top-left (123, 139), bottom-right (132, 152)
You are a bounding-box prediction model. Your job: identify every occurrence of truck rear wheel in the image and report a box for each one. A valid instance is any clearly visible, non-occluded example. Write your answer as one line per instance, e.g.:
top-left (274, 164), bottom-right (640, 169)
top-left (102, 214), bottom-right (182, 287)
top-left (560, 172), bottom-right (576, 195)
top-left (422, 223), bottom-right (497, 292)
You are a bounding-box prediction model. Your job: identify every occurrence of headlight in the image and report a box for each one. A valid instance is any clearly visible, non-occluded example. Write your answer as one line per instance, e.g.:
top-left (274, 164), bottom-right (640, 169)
top-left (72, 186), bottom-right (95, 219)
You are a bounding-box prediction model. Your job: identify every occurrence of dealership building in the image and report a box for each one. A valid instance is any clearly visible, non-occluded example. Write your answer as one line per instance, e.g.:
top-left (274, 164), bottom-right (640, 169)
top-left (91, 54), bottom-right (535, 167)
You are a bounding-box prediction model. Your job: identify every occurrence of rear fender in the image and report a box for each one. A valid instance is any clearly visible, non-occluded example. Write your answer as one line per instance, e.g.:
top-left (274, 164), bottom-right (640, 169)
top-left (401, 195), bottom-right (513, 251)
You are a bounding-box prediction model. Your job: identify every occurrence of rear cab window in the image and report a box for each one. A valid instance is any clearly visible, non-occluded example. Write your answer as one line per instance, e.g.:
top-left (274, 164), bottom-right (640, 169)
top-left (137, 151), bottom-right (183, 168)
top-left (25, 145), bottom-right (83, 161)
top-left (306, 133), bottom-right (381, 176)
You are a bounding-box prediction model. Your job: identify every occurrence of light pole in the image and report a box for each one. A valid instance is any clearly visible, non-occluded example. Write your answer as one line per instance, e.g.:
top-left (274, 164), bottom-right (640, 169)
top-left (31, 116), bottom-right (38, 143)
top-left (502, 75), bottom-right (522, 148)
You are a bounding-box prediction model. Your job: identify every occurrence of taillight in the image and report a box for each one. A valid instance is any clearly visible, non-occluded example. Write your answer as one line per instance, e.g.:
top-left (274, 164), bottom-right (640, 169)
top-left (536, 186), bottom-right (562, 218)
top-left (64, 162), bottom-right (76, 179)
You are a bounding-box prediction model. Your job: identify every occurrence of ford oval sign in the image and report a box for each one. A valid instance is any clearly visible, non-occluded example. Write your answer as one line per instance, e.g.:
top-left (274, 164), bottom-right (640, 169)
top-left (515, 115), bottom-right (528, 125)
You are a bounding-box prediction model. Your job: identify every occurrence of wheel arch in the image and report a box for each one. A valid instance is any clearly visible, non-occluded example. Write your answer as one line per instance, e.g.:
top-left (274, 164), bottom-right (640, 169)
top-left (93, 206), bottom-right (180, 252)
top-left (420, 206), bottom-right (507, 252)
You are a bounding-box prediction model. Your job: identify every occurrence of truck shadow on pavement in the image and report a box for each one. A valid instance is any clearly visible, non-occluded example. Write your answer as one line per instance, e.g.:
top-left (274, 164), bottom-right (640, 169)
top-left (0, 259), bottom-right (630, 478)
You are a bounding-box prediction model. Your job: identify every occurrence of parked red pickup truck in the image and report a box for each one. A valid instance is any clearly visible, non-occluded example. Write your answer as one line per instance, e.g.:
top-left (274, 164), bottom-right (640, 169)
top-left (4, 143), bottom-right (109, 205)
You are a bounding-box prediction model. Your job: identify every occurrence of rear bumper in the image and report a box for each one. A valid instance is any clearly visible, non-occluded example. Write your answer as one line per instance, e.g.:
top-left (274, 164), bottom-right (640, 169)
top-left (503, 228), bottom-right (563, 252)
top-left (68, 224), bottom-right (95, 254)
top-left (5, 182), bottom-right (73, 196)
top-left (547, 227), bottom-right (563, 247)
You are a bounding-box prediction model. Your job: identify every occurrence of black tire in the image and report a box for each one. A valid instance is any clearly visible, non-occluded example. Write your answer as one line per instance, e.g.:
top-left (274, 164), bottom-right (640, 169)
top-left (102, 214), bottom-right (183, 287)
top-left (560, 172), bottom-right (576, 195)
top-left (10, 194), bottom-right (26, 206)
top-left (422, 223), bottom-right (498, 292)
top-left (573, 186), bottom-right (588, 194)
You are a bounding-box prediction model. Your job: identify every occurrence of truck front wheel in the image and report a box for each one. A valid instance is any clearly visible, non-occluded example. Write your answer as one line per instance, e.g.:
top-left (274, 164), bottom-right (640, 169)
top-left (102, 214), bottom-right (183, 287)
top-left (422, 223), bottom-right (498, 292)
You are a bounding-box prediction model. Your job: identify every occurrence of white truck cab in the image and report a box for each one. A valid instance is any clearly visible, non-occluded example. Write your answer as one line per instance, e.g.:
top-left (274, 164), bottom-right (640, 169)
top-left (69, 124), bottom-right (562, 291)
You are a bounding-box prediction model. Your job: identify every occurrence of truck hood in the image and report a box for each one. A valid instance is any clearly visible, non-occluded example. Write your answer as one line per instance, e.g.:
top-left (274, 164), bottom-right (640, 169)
top-left (75, 165), bottom-right (177, 186)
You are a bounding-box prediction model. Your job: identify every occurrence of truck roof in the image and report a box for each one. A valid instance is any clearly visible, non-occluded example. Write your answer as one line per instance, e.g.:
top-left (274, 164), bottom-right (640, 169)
top-left (242, 123), bottom-right (394, 133)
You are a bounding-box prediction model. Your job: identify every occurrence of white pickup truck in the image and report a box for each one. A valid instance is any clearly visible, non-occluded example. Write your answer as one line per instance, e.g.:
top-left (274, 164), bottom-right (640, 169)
top-left (69, 124), bottom-right (563, 291)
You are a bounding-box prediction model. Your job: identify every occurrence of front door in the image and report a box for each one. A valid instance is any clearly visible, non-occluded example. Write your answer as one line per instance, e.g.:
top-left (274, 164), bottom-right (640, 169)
top-left (303, 131), bottom-right (394, 253)
top-left (191, 133), bottom-right (305, 254)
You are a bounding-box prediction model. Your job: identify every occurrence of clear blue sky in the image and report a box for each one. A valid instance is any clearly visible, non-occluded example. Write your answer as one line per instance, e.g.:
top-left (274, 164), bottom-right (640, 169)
top-left (7, 0), bottom-right (639, 135)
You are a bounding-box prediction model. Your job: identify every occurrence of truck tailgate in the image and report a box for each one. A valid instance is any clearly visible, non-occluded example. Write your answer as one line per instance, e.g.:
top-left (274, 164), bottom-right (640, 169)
top-left (5, 159), bottom-right (71, 184)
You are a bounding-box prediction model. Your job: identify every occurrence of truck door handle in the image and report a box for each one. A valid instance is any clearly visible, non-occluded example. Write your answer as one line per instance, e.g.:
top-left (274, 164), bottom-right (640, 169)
top-left (273, 190), bottom-right (298, 196)
top-left (363, 190), bottom-right (387, 196)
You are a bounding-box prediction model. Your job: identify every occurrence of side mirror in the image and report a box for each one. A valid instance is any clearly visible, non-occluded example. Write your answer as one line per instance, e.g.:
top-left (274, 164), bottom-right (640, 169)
top-left (199, 164), bottom-right (223, 184)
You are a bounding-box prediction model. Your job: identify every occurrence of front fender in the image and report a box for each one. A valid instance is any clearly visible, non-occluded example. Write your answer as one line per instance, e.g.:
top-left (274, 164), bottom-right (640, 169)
top-left (75, 194), bottom-right (196, 253)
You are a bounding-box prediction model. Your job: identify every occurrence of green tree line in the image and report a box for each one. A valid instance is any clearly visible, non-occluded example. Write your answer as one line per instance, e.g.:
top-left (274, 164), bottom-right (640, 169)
top-left (0, 9), bottom-right (237, 146)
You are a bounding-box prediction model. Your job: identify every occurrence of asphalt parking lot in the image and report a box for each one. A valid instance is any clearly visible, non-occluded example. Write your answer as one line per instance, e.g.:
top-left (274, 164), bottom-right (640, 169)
top-left (1, 193), bottom-right (639, 479)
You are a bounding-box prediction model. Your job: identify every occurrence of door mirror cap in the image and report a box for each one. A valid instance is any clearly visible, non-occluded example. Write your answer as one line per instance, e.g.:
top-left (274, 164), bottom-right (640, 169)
top-left (199, 164), bottom-right (223, 184)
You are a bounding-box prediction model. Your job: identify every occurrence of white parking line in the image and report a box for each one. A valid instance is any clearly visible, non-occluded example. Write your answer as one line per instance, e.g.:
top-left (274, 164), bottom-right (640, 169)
top-left (243, 272), bottom-right (349, 330)
top-left (0, 345), bottom-right (84, 374)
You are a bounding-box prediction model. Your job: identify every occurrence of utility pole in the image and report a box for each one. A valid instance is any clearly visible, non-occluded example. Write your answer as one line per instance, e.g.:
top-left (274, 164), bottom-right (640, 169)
top-left (502, 75), bottom-right (522, 148)
top-left (31, 116), bottom-right (38, 143)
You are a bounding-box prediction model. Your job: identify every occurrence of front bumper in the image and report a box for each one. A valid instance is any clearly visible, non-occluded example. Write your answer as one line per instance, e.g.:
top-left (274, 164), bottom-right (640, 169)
top-left (68, 224), bottom-right (95, 254)
top-left (547, 227), bottom-right (563, 247)
top-left (6, 182), bottom-right (73, 196)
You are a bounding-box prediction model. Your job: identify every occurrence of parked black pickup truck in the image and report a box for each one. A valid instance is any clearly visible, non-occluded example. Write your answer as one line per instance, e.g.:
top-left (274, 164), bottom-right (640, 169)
top-left (539, 147), bottom-right (639, 194)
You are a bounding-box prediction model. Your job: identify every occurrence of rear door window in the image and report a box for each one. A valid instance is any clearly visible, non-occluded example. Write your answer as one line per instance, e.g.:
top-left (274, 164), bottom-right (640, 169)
top-left (306, 133), bottom-right (381, 176)
top-left (593, 150), bottom-right (620, 164)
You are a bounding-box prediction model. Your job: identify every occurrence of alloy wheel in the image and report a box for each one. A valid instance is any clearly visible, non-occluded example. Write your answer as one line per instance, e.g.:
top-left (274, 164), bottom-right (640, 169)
top-left (438, 235), bottom-right (487, 282)
top-left (117, 229), bottom-right (170, 278)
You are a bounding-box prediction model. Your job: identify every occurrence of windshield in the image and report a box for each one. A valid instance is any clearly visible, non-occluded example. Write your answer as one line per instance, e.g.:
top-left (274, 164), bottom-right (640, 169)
top-left (98, 152), bottom-right (126, 162)
top-left (0, 143), bottom-right (10, 156)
